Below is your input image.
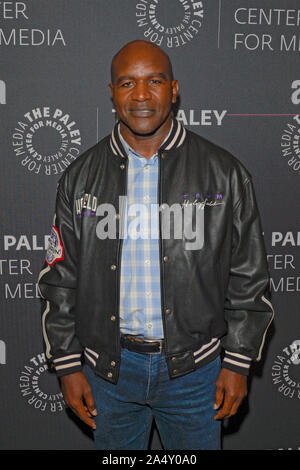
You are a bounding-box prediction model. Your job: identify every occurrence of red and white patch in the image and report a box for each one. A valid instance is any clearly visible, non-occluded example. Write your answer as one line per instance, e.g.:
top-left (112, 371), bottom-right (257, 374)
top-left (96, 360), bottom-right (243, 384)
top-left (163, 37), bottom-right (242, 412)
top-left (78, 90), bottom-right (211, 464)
top-left (45, 225), bottom-right (64, 266)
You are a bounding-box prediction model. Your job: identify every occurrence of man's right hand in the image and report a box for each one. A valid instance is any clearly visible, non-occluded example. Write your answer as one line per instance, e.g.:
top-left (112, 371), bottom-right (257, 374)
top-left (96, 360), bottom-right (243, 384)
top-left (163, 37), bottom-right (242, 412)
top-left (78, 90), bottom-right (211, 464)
top-left (60, 371), bottom-right (97, 430)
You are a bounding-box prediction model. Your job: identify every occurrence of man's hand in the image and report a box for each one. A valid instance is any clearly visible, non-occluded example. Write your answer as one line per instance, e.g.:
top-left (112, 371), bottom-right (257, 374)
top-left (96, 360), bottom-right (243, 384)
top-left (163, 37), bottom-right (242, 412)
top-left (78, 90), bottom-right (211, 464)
top-left (60, 371), bottom-right (97, 429)
top-left (214, 368), bottom-right (247, 420)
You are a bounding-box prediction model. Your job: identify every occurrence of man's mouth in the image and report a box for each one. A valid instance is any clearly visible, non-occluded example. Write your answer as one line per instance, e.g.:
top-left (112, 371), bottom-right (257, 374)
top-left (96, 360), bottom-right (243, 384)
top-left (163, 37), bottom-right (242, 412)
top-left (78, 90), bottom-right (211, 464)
top-left (129, 109), bottom-right (155, 117)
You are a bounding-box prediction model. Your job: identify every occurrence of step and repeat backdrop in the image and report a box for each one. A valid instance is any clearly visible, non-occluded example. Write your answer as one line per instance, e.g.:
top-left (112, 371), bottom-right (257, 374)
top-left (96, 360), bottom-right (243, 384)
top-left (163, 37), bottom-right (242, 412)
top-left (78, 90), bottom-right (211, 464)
top-left (0, 0), bottom-right (299, 450)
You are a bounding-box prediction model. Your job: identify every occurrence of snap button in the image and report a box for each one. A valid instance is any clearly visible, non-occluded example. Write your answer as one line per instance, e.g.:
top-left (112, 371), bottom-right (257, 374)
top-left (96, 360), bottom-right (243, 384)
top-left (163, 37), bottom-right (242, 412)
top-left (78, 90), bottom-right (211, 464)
top-left (120, 163), bottom-right (125, 170)
top-left (173, 369), bottom-right (178, 374)
top-left (111, 361), bottom-right (116, 367)
top-left (115, 213), bottom-right (120, 219)
top-left (165, 308), bottom-right (171, 315)
top-left (171, 357), bottom-right (176, 362)
top-left (163, 256), bottom-right (168, 262)
top-left (110, 264), bottom-right (117, 270)
top-left (161, 152), bottom-right (166, 159)
top-left (107, 372), bottom-right (113, 378)
top-left (110, 315), bottom-right (116, 321)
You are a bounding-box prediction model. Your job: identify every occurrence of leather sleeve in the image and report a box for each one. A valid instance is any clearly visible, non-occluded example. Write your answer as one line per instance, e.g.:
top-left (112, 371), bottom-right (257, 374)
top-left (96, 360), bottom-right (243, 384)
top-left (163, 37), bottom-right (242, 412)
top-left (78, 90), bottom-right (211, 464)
top-left (221, 177), bottom-right (274, 376)
top-left (37, 173), bottom-right (83, 377)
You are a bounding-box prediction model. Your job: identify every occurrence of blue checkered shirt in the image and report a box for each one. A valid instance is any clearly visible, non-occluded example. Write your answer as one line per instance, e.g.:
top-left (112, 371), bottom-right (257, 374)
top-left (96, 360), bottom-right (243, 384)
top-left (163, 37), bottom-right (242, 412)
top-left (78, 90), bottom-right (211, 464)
top-left (118, 124), bottom-right (172, 340)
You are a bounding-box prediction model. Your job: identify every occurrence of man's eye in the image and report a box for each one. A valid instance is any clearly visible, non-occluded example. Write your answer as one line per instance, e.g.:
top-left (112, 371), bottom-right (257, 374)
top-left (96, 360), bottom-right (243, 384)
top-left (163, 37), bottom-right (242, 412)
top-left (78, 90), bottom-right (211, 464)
top-left (150, 79), bottom-right (162, 84)
top-left (121, 82), bottom-right (132, 88)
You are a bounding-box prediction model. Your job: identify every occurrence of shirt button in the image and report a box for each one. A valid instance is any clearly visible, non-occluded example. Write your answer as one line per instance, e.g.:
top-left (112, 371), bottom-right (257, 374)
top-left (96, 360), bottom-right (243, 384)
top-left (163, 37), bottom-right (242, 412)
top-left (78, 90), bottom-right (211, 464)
top-left (146, 291), bottom-right (152, 297)
top-left (111, 361), bottom-right (116, 367)
top-left (163, 256), bottom-right (168, 262)
top-left (143, 195), bottom-right (150, 202)
top-left (110, 315), bottom-right (116, 321)
top-left (144, 259), bottom-right (150, 265)
top-left (144, 165), bottom-right (149, 170)
top-left (165, 308), bottom-right (172, 315)
top-left (147, 323), bottom-right (153, 329)
top-left (110, 264), bottom-right (117, 270)
top-left (107, 372), bottom-right (113, 378)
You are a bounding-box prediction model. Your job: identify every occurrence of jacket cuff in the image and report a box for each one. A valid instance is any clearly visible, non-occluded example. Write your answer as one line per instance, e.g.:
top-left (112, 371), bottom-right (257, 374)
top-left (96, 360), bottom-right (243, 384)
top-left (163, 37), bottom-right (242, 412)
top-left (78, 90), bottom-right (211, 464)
top-left (52, 353), bottom-right (83, 377)
top-left (222, 351), bottom-right (252, 376)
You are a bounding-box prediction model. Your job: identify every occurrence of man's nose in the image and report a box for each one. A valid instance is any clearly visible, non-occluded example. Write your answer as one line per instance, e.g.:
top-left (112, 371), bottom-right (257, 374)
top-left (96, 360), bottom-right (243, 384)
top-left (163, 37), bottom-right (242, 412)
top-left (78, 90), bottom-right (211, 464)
top-left (132, 81), bottom-right (151, 101)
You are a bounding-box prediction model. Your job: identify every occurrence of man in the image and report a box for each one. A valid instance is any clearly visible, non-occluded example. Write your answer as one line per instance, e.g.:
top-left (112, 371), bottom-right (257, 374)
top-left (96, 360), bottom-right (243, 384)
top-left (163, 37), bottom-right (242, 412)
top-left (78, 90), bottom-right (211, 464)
top-left (38, 40), bottom-right (274, 450)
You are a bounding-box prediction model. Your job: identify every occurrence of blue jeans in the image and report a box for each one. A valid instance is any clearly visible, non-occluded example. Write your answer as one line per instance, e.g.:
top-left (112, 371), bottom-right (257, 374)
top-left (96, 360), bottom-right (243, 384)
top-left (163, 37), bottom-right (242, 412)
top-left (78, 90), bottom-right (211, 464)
top-left (84, 348), bottom-right (221, 450)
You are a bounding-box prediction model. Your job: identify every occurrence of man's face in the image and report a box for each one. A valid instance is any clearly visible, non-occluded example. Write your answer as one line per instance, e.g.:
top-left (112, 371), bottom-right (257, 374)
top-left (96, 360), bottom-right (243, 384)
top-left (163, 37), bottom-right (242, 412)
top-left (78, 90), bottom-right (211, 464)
top-left (109, 45), bottom-right (178, 136)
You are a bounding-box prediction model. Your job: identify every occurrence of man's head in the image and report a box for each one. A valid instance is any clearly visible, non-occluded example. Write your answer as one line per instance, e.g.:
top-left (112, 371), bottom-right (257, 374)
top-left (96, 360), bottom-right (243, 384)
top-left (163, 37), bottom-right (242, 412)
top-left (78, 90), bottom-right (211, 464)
top-left (109, 40), bottom-right (178, 136)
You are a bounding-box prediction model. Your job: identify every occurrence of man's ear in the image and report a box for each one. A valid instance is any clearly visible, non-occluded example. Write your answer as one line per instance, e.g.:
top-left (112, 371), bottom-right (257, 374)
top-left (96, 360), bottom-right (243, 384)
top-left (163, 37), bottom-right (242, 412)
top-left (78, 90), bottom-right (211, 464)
top-left (171, 80), bottom-right (179, 103)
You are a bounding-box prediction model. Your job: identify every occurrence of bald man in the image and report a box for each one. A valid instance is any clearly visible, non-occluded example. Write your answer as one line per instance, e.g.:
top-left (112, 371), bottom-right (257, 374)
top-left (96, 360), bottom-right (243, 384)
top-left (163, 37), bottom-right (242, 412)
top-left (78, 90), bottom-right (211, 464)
top-left (38, 40), bottom-right (273, 450)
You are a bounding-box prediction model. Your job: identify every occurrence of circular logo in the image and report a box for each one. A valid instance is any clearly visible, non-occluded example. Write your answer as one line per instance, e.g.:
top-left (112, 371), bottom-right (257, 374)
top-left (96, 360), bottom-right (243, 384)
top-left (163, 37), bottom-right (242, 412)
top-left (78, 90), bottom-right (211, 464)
top-left (12, 106), bottom-right (82, 176)
top-left (135, 0), bottom-right (205, 48)
top-left (19, 353), bottom-right (65, 413)
top-left (271, 340), bottom-right (300, 400)
top-left (281, 115), bottom-right (300, 173)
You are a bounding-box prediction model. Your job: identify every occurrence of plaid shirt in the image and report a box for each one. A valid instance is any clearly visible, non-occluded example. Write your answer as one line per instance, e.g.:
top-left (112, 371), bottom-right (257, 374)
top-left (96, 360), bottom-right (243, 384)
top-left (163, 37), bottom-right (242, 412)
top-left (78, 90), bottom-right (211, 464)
top-left (118, 123), bottom-right (173, 340)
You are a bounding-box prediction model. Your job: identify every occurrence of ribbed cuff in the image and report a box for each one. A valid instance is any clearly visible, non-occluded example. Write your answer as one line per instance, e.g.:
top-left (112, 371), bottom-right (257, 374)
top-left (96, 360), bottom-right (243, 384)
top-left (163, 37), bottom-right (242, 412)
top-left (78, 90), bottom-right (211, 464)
top-left (222, 350), bottom-right (252, 376)
top-left (52, 353), bottom-right (83, 377)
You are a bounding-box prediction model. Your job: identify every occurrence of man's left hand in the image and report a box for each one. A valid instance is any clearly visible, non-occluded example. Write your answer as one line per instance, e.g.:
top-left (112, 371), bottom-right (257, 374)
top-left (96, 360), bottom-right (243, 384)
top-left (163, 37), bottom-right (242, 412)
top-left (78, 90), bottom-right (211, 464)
top-left (214, 368), bottom-right (247, 420)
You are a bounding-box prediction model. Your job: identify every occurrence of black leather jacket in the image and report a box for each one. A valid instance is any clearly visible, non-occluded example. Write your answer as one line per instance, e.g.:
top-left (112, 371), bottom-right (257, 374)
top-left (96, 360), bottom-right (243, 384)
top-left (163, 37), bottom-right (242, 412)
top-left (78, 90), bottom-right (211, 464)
top-left (38, 119), bottom-right (274, 384)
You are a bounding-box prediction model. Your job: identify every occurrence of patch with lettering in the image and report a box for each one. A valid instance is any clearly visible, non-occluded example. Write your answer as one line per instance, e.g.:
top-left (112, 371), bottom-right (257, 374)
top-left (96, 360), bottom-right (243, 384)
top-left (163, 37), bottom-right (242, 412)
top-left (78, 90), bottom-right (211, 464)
top-left (75, 193), bottom-right (98, 217)
top-left (45, 226), bottom-right (64, 266)
top-left (181, 192), bottom-right (224, 210)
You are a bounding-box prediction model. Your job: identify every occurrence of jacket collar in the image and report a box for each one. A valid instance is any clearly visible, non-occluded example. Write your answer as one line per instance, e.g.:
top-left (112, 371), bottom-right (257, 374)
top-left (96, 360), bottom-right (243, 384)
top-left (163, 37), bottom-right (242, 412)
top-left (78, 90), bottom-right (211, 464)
top-left (109, 117), bottom-right (187, 158)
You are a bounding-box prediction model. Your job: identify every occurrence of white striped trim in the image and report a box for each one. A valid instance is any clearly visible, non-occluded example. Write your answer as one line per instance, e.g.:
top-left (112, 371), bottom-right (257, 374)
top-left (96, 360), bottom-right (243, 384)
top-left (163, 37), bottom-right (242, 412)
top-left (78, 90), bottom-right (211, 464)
top-left (225, 351), bottom-right (251, 361)
top-left (193, 337), bottom-right (219, 356)
top-left (223, 358), bottom-right (250, 369)
top-left (53, 354), bottom-right (82, 363)
top-left (55, 361), bottom-right (82, 371)
top-left (38, 264), bottom-right (52, 359)
top-left (85, 347), bottom-right (99, 359)
top-left (111, 131), bottom-right (125, 158)
top-left (176, 127), bottom-right (186, 147)
top-left (257, 295), bottom-right (275, 361)
top-left (84, 351), bottom-right (97, 367)
top-left (110, 137), bottom-right (118, 155)
top-left (164, 122), bottom-right (181, 150)
top-left (194, 340), bottom-right (221, 364)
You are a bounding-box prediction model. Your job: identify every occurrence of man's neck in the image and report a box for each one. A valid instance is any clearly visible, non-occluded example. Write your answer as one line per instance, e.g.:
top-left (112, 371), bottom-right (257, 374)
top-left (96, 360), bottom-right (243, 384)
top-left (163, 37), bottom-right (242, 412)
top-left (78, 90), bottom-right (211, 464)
top-left (119, 117), bottom-right (173, 160)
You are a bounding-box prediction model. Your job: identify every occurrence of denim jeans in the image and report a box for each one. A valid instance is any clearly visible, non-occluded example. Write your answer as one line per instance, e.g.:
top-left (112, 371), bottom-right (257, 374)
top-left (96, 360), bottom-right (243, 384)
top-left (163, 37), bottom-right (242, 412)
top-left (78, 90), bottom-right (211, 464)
top-left (84, 348), bottom-right (221, 450)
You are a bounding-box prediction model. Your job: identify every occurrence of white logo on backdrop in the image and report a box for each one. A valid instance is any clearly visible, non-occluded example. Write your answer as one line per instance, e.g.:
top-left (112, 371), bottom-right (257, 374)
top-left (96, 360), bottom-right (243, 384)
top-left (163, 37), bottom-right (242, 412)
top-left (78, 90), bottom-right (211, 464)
top-left (135, 0), bottom-right (204, 48)
top-left (19, 353), bottom-right (65, 413)
top-left (233, 8), bottom-right (300, 52)
top-left (11, 106), bottom-right (82, 176)
top-left (267, 231), bottom-right (300, 294)
top-left (0, 80), bottom-right (6, 104)
top-left (0, 340), bottom-right (6, 364)
top-left (271, 340), bottom-right (300, 400)
top-left (280, 80), bottom-right (300, 173)
top-left (0, 2), bottom-right (66, 46)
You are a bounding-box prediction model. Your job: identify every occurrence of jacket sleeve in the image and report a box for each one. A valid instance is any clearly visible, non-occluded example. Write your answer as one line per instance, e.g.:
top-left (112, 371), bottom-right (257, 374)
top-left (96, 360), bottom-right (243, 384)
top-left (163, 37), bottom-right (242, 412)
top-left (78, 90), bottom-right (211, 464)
top-left (37, 172), bottom-right (83, 377)
top-left (220, 177), bottom-right (274, 376)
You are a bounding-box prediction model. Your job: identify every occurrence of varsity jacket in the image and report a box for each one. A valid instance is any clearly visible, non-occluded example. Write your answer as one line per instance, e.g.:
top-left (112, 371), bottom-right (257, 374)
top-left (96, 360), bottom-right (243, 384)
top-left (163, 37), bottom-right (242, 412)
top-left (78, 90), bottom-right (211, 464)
top-left (37, 118), bottom-right (274, 384)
